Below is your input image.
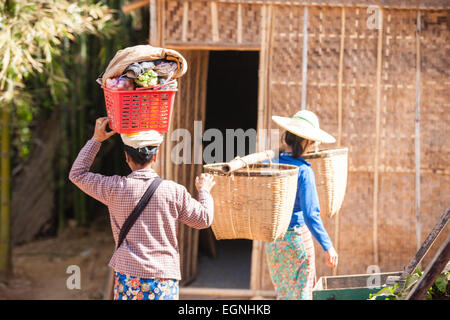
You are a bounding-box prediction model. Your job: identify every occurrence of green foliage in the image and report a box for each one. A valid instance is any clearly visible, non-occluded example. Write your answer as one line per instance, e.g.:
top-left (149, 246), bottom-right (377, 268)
top-left (135, 69), bottom-right (159, 87)
top-left (369, 268), bottom-right (450, 300)
top-left (0, 0), bottom-right (115, 158)
top-left (1, 0), bottom-right (145, 229)
top-left (426, 270), bottom-right (449, 300)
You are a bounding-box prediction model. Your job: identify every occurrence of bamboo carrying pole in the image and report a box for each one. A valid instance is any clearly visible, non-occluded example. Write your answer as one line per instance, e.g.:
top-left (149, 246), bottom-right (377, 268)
top-left (221, 150), bottom-right (275, 173)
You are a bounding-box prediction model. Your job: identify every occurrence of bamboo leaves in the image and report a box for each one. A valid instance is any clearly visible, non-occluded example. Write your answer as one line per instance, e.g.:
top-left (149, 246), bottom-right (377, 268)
top-left (0, 0), bottom-right (115, 274)
top-left (0, 0), bottom-right (115, 102)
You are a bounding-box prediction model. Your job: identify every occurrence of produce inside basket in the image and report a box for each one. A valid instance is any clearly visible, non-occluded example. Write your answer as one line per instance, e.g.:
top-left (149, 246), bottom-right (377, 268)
top-left (98, 45), bottom-right (188, 133)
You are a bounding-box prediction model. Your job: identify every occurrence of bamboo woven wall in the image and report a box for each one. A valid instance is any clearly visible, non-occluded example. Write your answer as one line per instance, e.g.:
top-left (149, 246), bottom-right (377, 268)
top-left (156, 50), bottom-right (210, 285)
top-left (153, 0), bottom-right (449, 290)
top-left (258, 6), bottom-right (450, 290)
top-left (163, 0), bottom-right (261, 49)
top-left (179, 0), bottom-right (448, 10)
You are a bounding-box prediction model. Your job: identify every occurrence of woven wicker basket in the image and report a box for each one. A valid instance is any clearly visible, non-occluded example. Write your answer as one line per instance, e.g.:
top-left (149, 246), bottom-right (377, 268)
top-left (203, 163), bottom-right (299, 242)
top-left (303, 147), bottom-right (348, 218)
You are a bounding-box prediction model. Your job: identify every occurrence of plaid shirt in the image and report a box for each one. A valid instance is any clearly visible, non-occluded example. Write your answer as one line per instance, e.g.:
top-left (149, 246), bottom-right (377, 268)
top-left (69, 139), bottom-right (214, 280)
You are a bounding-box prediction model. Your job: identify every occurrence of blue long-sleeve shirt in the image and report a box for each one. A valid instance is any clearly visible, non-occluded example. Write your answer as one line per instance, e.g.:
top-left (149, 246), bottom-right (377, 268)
top-left (269, 152), bottom-right (333, 251)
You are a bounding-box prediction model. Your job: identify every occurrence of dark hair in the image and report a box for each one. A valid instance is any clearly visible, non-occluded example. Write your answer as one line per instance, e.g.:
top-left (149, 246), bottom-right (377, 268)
top-left (124, 145), bottom-right (158, 166)
top-left (284, 131), bottom-right (310, 158)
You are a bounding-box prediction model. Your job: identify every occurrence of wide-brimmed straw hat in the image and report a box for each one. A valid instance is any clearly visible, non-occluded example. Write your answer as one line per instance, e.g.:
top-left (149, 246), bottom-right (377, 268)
top-left (120, 130), bottom-right (163, 149)
top-left (272, 110), bottom-right (336, 143)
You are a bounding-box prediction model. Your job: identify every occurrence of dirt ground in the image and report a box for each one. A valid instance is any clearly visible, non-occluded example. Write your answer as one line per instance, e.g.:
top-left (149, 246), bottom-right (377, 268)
top-left (0, 216), bottom-right (115, 300)
top-left (0, 215), bottom-right (255, 300)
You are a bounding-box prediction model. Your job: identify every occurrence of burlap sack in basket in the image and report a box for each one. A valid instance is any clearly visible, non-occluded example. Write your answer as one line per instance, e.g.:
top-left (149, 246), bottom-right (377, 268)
top-left (303, 147), bottom-right (348, 218)
top-left (101, 45), bottom-right (188, 85)
top-left (203, 163), bottom-right (299, 242)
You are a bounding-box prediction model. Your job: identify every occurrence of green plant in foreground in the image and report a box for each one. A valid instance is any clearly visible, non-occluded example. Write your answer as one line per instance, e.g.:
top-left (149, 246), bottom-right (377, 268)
top-left (369, 269), bottom-right (450, 300)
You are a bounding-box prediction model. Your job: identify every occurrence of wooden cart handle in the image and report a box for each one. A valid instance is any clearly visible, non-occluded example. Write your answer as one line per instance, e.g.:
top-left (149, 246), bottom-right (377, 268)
top-left (222, 150), bottom-right (275, 173)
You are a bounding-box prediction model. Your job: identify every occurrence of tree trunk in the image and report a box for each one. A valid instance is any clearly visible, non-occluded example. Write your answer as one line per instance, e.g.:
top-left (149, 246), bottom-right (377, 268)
top-left (57, 38), bottom-right (70, 231)
top-left (78, 34), bottom-right (88, 225)
top-left (0, 105), bottom-right (12, 275)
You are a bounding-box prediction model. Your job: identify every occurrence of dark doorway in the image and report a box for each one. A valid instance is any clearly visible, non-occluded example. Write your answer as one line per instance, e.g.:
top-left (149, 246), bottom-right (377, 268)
top-left (191, 51), bottom-right (259, 289)
top-left (203, 51), bottom-right (259, 163)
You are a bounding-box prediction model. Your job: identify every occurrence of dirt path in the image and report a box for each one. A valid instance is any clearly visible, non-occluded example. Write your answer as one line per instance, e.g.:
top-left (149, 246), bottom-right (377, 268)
top-left (0, 216), bottom-right (114, 300)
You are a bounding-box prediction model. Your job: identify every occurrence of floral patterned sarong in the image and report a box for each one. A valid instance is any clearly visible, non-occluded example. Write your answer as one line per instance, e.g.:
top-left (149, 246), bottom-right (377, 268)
top-left (265, 225), bottom-right (316, 300)
top-left (114, 271), bottom-right (179, 300)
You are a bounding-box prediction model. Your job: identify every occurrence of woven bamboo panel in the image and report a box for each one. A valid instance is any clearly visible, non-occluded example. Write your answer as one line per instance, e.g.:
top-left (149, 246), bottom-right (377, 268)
top-left (268, 5), bottom-right (304, 118)
top-left (217, 2), bottom-right (239, 42)
top-left (418, 9), bottom-right (450, 268)
top-left (306, 6), bottom-right (342, 148)
top-left (164, 1), bottom-right (262, 47)
top-left (335, 172), bottom-right (374, 275)
top-left (256, 6), bottom-right (449, 286)
top-left (370, 10), bottom-right (417, 274)
top-left (340, 8), bottom-right (378, 170)
top-left (187, 1), bottom-right (212, 42)
top-left (241, 4), bottom-right (262, 43)
top-left (379, 10), bottom-right (416, 171)
top-left (181, 0), bottom-right (450, 10)
top-left (420, 10), bottom-right (449, 174)
top-left (378, 173), bottom-right (417, 271)
top-left (165, 0), bottom-right (184, 42)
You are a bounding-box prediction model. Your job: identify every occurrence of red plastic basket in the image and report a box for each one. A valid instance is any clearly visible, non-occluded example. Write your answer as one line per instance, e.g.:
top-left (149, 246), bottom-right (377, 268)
top-left (102, 84), bottom-right (177, 134)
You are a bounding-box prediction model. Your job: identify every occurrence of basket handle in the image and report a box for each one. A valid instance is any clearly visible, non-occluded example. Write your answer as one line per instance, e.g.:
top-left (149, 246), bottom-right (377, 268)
top-left (136, 80), bottom-right (177, 91)
top-left (222, 150), bottom-right (275, 173)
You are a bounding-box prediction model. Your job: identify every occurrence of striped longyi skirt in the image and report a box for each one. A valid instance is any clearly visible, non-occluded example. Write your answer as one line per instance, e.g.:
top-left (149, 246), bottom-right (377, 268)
top-left (265, 225), bottom-right (316, 300)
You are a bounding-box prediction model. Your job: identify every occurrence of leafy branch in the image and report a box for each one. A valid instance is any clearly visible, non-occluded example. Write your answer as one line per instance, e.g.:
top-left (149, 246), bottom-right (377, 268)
top-left (369, 268), bottom-right (450, 300)
top-left (0, 0), bottom-right (116, 157)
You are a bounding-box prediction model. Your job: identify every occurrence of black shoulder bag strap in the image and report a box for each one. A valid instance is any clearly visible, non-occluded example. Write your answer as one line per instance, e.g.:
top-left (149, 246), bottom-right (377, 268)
top-left (116, 177), bottom-right (163, 250)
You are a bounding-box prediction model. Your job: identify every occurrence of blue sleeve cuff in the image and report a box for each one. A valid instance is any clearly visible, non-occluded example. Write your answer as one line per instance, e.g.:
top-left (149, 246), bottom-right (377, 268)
top-left (298, 167), bottom-right (333, 251)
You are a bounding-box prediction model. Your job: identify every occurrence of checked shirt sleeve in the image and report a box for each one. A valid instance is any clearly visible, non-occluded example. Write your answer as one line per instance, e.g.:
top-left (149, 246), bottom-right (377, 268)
top-left (177, 186), bottom-right (214, 229)
top-left (69, 139), bottom-right (122, 206)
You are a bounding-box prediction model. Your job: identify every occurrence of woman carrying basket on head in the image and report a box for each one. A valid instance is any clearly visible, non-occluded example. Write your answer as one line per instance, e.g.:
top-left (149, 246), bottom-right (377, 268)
top-left (266, 110), bottom-right (339, 300)
top-left (69, 117), bottom-right (215, 300)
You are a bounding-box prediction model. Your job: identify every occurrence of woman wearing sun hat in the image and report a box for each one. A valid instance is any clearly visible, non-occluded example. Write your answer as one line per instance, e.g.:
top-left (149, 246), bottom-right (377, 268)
top-left (265, 110), bottom-right (338, 300)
